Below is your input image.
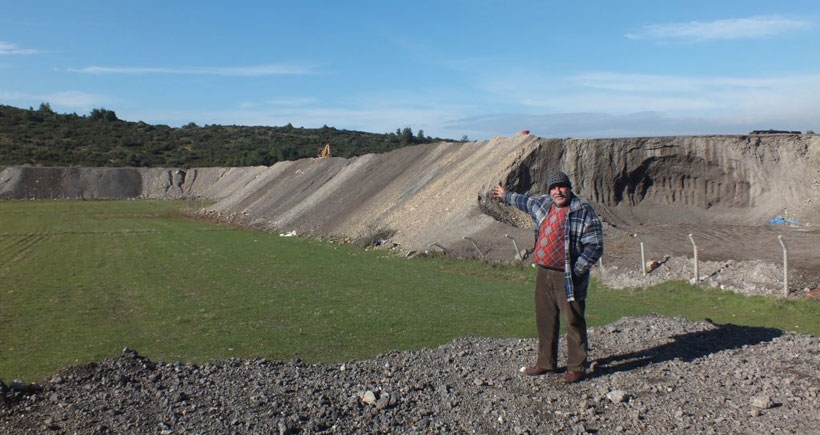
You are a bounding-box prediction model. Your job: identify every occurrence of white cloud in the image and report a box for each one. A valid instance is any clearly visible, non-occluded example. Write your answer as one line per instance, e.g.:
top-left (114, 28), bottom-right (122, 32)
top-left (69, 64), bottom-right (316, 76)
top-left (0, 41), bottom-right (39, 55)
top-left (125, 98), bottom-right (466, 138)
top-left (46, 91), bottom-right (109, 108)
top-left (626, 15), bottom-right (813, 41)
top-left (263, 97), bottom-right (319, 106)
top-left (570, 72), bottom-right (774, 93)
top-left (459, 69), bottom-right (820, 139)
top-left (117, 68), bottom-right (820, 141)
top-left (239, 98), bottom-right (319, 109)
top-left (481, 69), bottom-right (820, 114)
top-left (0, 89), bottom-right (108, 110)
top-left (0, 90), bottom-right (32, 100)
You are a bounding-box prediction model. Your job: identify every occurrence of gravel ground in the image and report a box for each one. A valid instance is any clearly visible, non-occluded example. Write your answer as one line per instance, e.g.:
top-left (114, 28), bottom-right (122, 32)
top-left (2, 315), bottom-right (818, 434)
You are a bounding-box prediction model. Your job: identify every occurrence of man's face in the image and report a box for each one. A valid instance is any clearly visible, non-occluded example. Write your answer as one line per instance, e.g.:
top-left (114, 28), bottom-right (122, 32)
top-left (550, 184), bottom-right (572, 207)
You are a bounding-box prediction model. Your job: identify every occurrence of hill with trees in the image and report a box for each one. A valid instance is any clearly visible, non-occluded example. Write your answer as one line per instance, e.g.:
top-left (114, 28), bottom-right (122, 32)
top-left (0, 104), bottom-right (453, 167)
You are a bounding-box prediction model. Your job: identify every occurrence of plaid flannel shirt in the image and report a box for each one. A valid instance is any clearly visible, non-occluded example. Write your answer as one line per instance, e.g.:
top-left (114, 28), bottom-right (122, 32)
top-left (504, 191), bottom-right (604, 301)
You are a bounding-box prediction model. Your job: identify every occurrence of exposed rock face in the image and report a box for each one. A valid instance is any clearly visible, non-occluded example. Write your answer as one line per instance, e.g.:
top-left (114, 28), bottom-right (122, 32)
top-left (483, 134), bottom-right (820, 227)
top-left (559, 135), bottom-right (819, 225)
top-left (0, 166), bottom-right (144, 200)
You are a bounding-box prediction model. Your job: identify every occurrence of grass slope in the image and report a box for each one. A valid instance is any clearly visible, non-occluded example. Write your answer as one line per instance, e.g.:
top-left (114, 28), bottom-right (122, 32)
top-left (1, 200), bottom-right (817, 382)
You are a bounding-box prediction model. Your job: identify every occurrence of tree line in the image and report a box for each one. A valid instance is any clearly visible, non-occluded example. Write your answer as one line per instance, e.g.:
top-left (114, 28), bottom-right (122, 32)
top-left (0, 104), bottom-right (454, 167)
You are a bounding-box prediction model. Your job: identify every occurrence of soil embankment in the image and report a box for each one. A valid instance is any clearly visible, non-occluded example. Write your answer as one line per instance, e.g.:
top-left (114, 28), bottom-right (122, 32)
top-left (2, 133), bottom-right (819, 293)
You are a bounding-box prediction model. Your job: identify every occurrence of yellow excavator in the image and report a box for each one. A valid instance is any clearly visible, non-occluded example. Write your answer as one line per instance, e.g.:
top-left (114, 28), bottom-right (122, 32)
top-left (318, 143), bottom-right (331, 158)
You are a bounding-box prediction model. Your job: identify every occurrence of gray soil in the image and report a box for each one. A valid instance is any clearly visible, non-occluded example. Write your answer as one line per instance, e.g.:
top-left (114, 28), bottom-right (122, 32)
top-left (2, 133), bottom-right (819, 433)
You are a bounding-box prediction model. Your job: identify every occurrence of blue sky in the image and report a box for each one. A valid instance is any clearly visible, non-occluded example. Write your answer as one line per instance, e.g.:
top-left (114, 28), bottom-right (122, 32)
top-left (2, 1), bottom-right (819, 140)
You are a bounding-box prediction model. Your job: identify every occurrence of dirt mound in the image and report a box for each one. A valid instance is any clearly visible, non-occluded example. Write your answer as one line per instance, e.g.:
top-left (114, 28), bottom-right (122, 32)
top-left (195, 134), bottom-right (820, 295)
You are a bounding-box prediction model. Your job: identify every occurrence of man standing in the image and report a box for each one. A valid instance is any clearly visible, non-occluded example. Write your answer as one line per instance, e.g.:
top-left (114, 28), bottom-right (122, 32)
top-left (492, 170), bottom-right (604, 383)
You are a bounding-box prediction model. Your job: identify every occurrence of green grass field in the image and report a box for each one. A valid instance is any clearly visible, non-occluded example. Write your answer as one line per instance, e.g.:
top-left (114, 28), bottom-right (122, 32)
top-left (1, 200), bottom-right (818, 382)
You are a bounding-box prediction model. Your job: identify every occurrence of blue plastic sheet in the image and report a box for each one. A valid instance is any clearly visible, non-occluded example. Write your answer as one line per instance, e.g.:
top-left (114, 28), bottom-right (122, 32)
top-left (769, 216), bottom-right (798, 225)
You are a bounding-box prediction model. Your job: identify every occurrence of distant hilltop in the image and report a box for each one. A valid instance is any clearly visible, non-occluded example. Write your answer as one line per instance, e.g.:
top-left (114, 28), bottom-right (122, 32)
top-left (0, 104), bottom-right (451, 168)
top-left (749, 129), bottom-right (803, 135)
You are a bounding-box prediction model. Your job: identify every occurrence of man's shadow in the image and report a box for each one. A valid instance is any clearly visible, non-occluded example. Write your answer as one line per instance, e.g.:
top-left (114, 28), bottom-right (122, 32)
top-left (590, 321), bottom-right (783, 377)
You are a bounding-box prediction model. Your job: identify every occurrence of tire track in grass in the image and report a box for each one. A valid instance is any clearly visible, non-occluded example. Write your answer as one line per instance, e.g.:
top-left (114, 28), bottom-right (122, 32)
top-left (0, 233), bottom-right (47, 266)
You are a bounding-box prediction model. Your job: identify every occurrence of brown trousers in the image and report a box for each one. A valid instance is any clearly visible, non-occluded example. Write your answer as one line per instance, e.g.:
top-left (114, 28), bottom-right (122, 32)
top-left (534, 266), bottom-right (588, 372)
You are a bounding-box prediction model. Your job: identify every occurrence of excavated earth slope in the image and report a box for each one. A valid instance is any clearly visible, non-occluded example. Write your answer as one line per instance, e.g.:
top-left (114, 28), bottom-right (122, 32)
top-left (2, 133), bottom-right (819, 293)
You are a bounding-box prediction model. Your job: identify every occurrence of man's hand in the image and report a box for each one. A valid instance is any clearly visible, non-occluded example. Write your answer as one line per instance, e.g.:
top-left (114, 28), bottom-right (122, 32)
top-left (491, 185), bottom-right (506, 199)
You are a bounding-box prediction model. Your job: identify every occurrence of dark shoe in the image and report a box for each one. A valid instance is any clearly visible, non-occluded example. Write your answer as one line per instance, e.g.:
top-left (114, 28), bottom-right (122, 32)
top-left (519, 366), bottom-right (552, 376)
top-left (563, 370), bottom-right (585, 383)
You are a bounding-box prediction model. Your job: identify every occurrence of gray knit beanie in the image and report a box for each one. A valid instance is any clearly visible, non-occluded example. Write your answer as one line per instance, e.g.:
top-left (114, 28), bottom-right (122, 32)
top-left (546, 170), bottom-right (572, 191)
